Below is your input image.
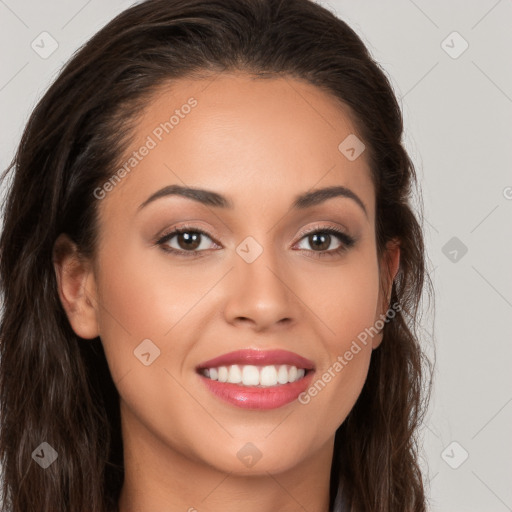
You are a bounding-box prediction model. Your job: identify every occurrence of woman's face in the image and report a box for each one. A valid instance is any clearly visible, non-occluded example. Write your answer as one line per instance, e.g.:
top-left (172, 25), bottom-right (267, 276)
top-left (59, 72), bottom-right (398, 477)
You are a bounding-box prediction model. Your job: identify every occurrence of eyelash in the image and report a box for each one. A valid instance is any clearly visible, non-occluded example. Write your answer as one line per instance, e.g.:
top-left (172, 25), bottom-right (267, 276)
top-left (155, 223), bottom-right (356, 259)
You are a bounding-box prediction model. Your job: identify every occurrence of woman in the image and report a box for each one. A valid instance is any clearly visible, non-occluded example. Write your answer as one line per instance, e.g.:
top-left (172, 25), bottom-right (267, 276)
top-left (0, 0), bottom-right (433, 511)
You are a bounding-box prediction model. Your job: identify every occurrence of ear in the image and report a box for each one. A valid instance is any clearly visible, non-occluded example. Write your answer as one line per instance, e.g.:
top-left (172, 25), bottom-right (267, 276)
top-left (372, 238), bottom-right (400, 349)
top-left (52, 233), bottom-right (100, 339)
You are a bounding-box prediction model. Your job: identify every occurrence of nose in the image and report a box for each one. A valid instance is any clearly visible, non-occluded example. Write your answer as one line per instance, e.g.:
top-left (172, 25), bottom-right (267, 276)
top-left (222, 240), bottom-right (299, 332)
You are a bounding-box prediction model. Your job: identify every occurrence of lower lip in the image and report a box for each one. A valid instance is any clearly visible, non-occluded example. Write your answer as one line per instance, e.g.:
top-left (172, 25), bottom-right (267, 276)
top-left (198, 371), bottom-right (315, 410)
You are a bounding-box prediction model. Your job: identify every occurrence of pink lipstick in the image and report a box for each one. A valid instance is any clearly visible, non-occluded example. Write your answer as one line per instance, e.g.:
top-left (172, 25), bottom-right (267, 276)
top-left (196, 349), bottom-right (315, 410)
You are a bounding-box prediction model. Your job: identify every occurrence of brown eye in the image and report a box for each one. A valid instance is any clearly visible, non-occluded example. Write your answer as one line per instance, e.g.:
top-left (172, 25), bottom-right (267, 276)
top-left (156, 227), bottom-right (218, 257)
top-left (307, 233), bottom-right (332, 251)
top-left (294, 226), bottom-right (356, 258)
top-left (175, 231), bottom-right (202, 251)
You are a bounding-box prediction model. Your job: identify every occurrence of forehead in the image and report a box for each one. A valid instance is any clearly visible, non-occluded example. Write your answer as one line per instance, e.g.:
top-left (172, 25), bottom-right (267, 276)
top-left (99, 71), bottom-right (375, 222)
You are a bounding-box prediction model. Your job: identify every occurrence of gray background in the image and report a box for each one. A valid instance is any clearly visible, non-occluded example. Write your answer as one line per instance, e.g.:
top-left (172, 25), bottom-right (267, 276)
top-left (1, 1), bottom-right (511, 510)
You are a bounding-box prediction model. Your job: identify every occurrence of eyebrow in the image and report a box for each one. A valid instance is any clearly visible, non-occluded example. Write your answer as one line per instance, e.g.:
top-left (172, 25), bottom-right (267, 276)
top-left (138, 184), bottom-right (368, 216)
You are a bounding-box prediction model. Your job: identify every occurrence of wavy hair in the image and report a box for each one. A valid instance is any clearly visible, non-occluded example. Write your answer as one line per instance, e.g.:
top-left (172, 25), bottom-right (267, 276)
top-left (0, 0), bottom-right (433, 510)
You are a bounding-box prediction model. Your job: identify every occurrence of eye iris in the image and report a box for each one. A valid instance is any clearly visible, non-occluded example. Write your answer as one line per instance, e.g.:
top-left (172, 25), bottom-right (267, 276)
top-left (170, 230), bottom-right (339, 252)
top-left (178, 232), bottom-right (201, 250)
top-left (310, 233), bottom-right (330, 251)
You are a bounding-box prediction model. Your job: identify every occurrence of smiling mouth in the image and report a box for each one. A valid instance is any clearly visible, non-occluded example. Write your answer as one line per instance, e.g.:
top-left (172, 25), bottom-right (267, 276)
top-left (198, 364), bottom-right (310, 387)
top-left (196, 349), bottom-right (315, 409)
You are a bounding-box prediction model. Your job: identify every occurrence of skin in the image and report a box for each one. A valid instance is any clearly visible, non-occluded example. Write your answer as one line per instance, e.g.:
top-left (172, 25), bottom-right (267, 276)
top-left (54, 72), bottom-right (400, 512)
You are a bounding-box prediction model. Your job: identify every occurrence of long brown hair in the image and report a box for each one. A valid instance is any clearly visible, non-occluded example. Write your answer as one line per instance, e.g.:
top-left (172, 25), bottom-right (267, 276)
top-left (0, 1), bottom-right (433, 510)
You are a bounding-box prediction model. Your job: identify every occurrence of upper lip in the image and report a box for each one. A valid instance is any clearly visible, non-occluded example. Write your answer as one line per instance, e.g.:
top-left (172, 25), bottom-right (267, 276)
top-left (196, 349), bottom-right (315, 371)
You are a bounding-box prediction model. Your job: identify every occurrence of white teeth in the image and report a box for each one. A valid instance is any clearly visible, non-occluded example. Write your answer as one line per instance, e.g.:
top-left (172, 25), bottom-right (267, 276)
top-left (202, 364), bottom-right (308, 387)
top-left (277, 364), bottom-right (289, 384)
top-left (260, 365), bottom-right (278, 386)
top-left (218, 366), bottom-right (228, 383)
top-left (228, 364), bottom-right (242, 383)
top-left (242, 365), bottom-right (259, 386)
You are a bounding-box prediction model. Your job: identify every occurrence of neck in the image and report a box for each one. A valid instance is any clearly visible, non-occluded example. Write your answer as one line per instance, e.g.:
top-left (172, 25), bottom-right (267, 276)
top-left (117, 402), bottom-right (334, 512)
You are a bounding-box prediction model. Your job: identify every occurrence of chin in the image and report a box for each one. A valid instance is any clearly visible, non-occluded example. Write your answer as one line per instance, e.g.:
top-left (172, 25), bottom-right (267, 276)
top-left (195, 436), bottom-right (312, 476)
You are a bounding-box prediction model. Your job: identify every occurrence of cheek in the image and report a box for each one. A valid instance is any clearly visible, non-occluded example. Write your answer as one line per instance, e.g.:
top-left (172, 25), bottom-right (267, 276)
top-left (299, 252), bottom-right (380, 424)
top-left (309, 252), bottom-right (381, 349)
top-left (95, 241), bottom-right (205, 338)
top-left (93, 244), bottom-right (205, 444)
top-left (92, 241), bottom-right (206, 388)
